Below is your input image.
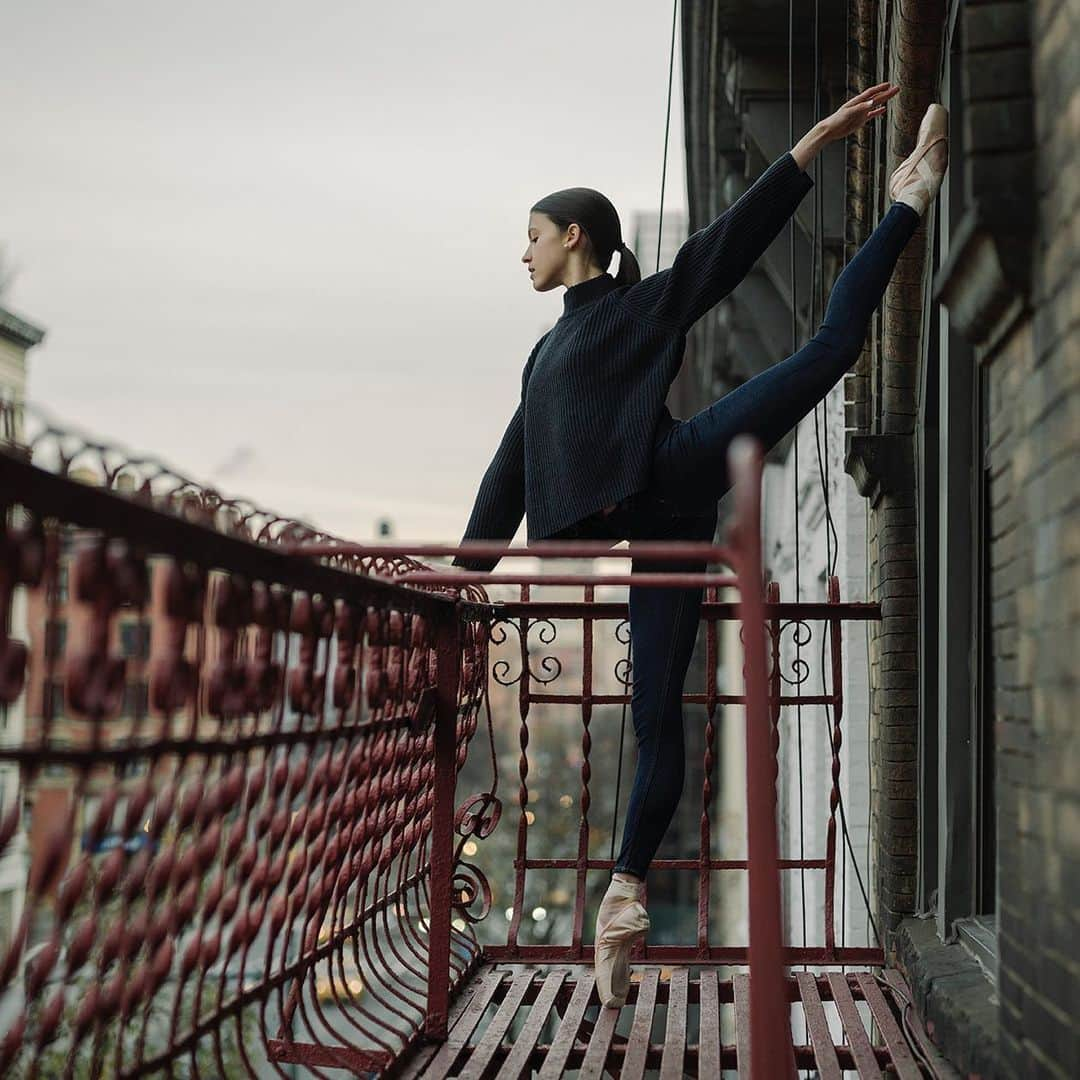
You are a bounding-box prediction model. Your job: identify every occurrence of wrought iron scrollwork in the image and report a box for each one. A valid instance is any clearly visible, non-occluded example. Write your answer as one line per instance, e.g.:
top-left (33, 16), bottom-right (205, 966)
top-left (454, 791), bottom-right (502, 840)
top-left (775, 619), bottom-right (814, 687)
top-left (487, 616), bottom-right (563, 686)
top-left (451, 861), bottom-right (493, 924)
top-left (613, 618), bottom-right (633, 689)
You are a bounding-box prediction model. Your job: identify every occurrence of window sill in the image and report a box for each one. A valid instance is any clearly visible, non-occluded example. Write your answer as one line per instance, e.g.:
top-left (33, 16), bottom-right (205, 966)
top-left (893, 915), bottom-right (999, 1078)
top-left (955, 913), bottom-right (998, 985)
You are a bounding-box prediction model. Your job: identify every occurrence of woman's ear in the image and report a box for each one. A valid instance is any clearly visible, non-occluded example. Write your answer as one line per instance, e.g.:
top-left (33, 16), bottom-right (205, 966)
top-left (564, 223), bottom-right (581, 250)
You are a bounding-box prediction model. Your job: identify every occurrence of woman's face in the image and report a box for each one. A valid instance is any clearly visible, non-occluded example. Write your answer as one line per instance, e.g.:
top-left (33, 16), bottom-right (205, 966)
top-left (523, 212), bottom-right (573, 292)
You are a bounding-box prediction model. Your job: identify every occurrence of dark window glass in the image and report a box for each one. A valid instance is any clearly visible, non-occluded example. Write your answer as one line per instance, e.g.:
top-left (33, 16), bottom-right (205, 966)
top-left (43, 678), bottom-right (65, 719)
top-left (119, 620), bottom-right (151, 660)
top-left (45, 620), bottom-right (67, 660)
top-left (121, 681), bottom-right (149, 719)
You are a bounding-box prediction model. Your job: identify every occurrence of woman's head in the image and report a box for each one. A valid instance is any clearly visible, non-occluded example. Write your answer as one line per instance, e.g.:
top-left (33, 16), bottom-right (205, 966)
top-left (524, 187), bottom-right (641, 292)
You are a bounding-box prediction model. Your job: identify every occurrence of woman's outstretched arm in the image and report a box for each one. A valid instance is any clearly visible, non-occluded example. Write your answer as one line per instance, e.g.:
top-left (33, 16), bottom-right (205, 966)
top-left (616, 151), bottom-right (814, 331)
top-left (451, 402), bottom-right (526, 572)
top-left (617, 81), bottom-right (899, 333)
top-left (789, 123), bottom-right (831, 173)
top-left (450, 336), bottom-right (547, 572)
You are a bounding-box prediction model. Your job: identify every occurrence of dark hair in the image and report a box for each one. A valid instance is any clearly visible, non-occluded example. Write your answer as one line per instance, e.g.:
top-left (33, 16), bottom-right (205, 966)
top-left (530, 187), bottom-right (642, 287)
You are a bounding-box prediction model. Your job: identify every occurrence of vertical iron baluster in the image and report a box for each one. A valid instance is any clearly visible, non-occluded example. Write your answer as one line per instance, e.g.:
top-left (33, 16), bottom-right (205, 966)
top-left (731, 436), bottom-right (796, 1080)
top-left (506, 583), bottom-right (530, 956)
top-left (824, 575), bottom-right (844, 957)
top-left (573, 583), bottom-right (594, 959)
top-left (698, 581), bottom-right (719, 955)
top-left (424, 607), bottom-right (462, 1039)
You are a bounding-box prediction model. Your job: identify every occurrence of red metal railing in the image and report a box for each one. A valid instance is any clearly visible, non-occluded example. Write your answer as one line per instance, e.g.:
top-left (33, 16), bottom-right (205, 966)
top-left (0, 410), bottom-right (879, 1076)
top-left (0, 412), bottom-right (500, 1076)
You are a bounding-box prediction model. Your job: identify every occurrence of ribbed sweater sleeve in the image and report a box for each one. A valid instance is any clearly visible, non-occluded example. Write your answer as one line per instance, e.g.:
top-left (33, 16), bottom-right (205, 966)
top-left (618, 150), bottom-right (814, 331)
top-left (452, 337), bottom-right (546, 572)
top-left (451, 402), bottom-right (525, 572)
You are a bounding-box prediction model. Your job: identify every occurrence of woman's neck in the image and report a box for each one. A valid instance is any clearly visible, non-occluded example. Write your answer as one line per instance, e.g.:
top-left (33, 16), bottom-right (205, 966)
top-left (562, 268), bottom-right (606, 289)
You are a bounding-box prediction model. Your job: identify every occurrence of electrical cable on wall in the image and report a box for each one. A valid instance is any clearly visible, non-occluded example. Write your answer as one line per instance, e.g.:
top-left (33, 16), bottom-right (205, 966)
top-left (610, 0), bottom-right (681, 863)
top-left (608, 0), bottom-right (883, 967)
top-left (787, 0), bottom-right (883, 969)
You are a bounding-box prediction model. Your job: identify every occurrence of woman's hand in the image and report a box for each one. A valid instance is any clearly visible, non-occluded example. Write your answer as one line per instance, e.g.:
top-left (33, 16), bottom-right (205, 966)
top-left (790, 81), bottom-right (899, 170)
top-left (820, 81), bottom-right (900, 141)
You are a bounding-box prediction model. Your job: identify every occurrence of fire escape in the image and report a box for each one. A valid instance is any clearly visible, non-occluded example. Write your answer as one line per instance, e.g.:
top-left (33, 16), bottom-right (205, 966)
top-left (0, 410), bottom-right (957, 1077)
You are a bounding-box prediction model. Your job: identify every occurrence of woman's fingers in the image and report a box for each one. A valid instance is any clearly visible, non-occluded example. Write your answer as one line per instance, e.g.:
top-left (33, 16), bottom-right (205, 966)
top-left (851, 81), bottom-right (899, 107)
top-left (822, 81), bottom-right (897, 138)
top-left (850, 80), bottom-right (893, 104)
top-left (855, 84), bottom-right (899, 126)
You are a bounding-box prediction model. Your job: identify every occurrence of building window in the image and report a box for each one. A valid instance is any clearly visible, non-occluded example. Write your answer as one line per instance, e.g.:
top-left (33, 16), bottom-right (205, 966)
top-left (43, 678), bottom-right (65, 719)
top-left (45, 620), bottom-right (67, 661)
top-left (115, 758), bottom-right (150, 780)
top-left (121, 681), bottom-right (149, 720)
top-left (0, 889), bottom-right (13, 954)
top-left (921, 1), bottom-right (998, 975)
top-left (119, 620), bottom-right (151, 661)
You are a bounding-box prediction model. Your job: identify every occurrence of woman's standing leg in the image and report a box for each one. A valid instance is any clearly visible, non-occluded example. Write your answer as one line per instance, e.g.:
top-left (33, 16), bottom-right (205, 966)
top-left (648, 200), bottom-right (923, 506)
top-left (610, 507), bottom-right (719, 880)
top-left (593, 505), bottom-right (717, 1007)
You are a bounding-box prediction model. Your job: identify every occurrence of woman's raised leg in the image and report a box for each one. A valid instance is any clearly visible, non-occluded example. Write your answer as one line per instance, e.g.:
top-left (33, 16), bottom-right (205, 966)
top-left (649, 200), bottom-right (922, 507)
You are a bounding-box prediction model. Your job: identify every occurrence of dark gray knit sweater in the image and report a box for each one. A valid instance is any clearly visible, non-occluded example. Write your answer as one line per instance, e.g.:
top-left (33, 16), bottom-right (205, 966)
top-left (452, 150), bottom-right (814, 571)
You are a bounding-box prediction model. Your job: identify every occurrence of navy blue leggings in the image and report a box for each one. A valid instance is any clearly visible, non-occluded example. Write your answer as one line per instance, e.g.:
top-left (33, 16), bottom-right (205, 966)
top-left (586, 201), bottom-right (922, 880)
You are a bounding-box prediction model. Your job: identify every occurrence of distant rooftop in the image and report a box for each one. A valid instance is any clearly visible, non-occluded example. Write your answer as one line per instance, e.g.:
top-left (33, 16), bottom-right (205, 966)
top-left (0, 303), bottom-right (46, 349)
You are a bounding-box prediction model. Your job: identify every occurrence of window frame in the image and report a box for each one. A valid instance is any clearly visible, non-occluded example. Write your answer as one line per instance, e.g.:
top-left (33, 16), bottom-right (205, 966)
top-left (919, 0), bottom-right (999, 976)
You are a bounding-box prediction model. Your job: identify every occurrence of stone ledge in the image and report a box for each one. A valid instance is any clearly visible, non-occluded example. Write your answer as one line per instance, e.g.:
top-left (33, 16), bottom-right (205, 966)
top-left (844, 433), bottom-right (915, 507)
top-left (932, 197), bottom-right (1032, 359)
top-left (893, 915), bottom-right (1001, 1078)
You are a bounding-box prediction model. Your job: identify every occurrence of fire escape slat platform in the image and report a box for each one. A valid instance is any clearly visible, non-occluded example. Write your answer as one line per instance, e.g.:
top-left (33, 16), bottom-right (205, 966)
top-left (395, 962), bottom-right (942, 1078)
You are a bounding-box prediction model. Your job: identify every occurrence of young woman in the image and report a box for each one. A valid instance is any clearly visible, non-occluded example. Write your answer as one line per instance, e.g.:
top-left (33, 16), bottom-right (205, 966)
top-left (452, 86), bottom-right (948, 1008)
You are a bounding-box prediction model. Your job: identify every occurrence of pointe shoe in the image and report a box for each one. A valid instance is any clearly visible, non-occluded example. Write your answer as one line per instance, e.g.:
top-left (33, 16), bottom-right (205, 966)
top-left (888, 103), bottom-right (949, 216)
top-left (594, 876), bottom-right (650, 1008)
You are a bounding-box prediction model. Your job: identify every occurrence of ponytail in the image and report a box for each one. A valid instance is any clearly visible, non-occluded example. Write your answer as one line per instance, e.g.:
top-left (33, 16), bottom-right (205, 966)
top-left (613, 241), bottom-right (642, 287)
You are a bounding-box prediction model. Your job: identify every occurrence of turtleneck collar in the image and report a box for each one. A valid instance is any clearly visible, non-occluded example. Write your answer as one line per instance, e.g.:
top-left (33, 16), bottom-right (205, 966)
top-left (562, 272), bottom-right (617, 316)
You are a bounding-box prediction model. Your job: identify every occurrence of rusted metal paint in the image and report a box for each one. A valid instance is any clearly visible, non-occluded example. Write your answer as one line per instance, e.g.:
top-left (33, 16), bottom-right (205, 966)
top-left (0, 413), bottom-right (947, 1078)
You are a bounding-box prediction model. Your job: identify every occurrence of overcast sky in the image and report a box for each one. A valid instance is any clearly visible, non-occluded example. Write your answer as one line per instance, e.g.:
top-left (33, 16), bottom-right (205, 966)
top-left (2, 3), bottom-right (686, 542)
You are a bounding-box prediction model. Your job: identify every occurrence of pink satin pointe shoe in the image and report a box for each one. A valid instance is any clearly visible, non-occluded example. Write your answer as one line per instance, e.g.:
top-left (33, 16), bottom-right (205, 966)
top-left (594, 875), bottom-right (650, 1008)
top-left (888, 103), bottom-right (949, 216)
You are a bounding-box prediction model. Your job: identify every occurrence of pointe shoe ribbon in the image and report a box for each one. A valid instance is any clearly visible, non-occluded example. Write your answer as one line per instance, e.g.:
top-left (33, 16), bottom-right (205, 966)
top-left (595, 895), bottom-right (650, 1008)
top-left (888, 103), bottom-right (949, 213)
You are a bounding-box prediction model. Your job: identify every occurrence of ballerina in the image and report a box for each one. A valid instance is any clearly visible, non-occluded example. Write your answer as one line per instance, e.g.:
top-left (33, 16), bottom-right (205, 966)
top-left (452, 87), bottom-right (948, 1008)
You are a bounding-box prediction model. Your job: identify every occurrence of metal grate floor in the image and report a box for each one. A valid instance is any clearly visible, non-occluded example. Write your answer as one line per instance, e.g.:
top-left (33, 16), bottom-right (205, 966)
top-left (396, 963), bottom-right (957, 1078)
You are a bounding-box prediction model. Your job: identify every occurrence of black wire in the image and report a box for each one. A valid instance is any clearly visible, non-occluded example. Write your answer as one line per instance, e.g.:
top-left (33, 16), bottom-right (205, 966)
top-left (790, 0), bottom-right (883, 964)
top-left (787, 0), bottom-right (810, 1005)
top-left (609, 626), bottom-right (631, 865)
top-left (781, 0), bottom-right (882, 1026)
top-left (610, 0), bottom-right (680, 865)
top-left (786, 10), bottom-right (812, 1076)
top-left (655, 0), bottom-right (679, 277)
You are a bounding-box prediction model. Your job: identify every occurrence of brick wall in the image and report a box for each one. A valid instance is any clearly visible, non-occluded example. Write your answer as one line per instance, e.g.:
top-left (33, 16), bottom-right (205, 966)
top-left (993, 0), bottom-right (1080, 1071)
top-left (844, 0), bottom-right (947, 937)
